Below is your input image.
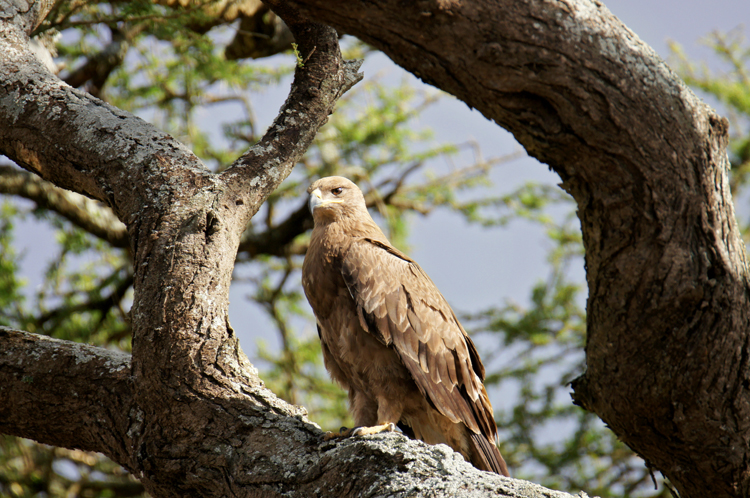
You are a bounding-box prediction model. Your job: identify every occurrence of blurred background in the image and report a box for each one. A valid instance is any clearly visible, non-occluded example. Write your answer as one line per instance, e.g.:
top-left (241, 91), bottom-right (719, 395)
top-left (1, 0), bottom-right (747, 496)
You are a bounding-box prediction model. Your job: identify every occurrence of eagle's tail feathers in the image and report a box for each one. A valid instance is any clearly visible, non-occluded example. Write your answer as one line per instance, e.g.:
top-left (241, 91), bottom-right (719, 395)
top-left (469, 432), bottom-right (509, 477)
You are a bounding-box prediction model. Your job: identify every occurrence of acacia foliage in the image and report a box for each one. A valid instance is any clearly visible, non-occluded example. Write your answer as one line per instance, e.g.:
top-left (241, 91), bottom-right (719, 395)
top-left (0, 1), bottom-right (747, 496)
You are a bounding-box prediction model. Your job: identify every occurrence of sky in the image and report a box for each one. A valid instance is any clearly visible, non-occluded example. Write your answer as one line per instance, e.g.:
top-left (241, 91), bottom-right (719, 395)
top-left (7, 0), bottom-right (748, 361)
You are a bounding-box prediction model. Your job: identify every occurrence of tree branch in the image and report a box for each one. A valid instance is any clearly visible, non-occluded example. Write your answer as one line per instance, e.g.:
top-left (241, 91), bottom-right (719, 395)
top-left (220, 0), bottom-right (362, 226)
top-left (0, 5), bottom-right (209, 216)
top-left (0, 326), bottom-right (587, 497)
top-left (0, 164), bottom-right (129, 248)
top-left (0, 327), bottom-right (136, 470)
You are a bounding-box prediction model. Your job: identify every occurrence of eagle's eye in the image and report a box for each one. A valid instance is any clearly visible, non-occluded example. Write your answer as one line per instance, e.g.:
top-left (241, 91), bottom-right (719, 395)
top-left (331, 187), bottom-right (344, 196)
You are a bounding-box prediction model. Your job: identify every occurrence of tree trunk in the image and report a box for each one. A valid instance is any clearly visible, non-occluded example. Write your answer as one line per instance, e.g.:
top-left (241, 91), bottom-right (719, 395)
top-left (1, 0), bottom-right (746, 497)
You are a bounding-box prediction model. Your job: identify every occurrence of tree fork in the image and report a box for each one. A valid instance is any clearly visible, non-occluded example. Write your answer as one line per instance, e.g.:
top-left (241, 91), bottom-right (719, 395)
top-left (3, 0), bottom-right (745, 496)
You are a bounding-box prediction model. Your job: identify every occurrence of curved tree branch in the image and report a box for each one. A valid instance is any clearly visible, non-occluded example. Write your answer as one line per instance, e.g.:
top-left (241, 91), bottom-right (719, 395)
top-left (0, 9), bottom-right (209, 214)
top-left (0, 327), bottom-right (135, 468)
top-left (220, 0), bottom-right (363, 227)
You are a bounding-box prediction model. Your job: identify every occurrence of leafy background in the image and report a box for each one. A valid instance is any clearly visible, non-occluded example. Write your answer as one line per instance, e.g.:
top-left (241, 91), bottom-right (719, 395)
top-left (0, 1), bottom-right (747, 496)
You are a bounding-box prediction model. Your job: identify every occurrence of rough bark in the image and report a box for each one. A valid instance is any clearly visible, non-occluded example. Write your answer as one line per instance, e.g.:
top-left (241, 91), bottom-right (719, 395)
top-left (0, 327), bottom-right (134, 465)
top-left (1, 0), bottom-right (745, 497)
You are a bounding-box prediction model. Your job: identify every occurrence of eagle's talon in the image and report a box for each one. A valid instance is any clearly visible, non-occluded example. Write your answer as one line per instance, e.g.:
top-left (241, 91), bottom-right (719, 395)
top-left (325, 423), bottom-right (396, 440)
top-left (351, 423), bottom-right (396, 437)
top-left (323, 426), bottom-right (353, 440)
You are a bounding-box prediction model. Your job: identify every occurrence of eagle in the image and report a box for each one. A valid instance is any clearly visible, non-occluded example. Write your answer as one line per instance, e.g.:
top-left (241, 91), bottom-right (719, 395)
top-left (301, 176), bottom-right (509, 476)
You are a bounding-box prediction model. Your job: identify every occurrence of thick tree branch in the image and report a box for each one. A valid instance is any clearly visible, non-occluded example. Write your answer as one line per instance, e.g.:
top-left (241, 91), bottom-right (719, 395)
top-left (0, 164), bottom-right (129, 248)
top-left (0, 327), bottom-right (135, 469)
top-left (1, 0), bottom-right (55, 35)
top-left (0, 13), bottom-right (210, 220)
top-left (0, 326), bottom-right (585, 497)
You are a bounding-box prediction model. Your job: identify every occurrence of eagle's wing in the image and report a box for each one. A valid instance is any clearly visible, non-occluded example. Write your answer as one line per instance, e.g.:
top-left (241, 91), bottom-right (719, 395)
top-left (340, 236), bottom-right (498, 443)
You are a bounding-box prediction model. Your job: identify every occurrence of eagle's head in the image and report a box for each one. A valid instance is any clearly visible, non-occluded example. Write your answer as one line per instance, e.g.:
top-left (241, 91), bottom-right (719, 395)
top-left (307, 176), bottom-right (367, 223)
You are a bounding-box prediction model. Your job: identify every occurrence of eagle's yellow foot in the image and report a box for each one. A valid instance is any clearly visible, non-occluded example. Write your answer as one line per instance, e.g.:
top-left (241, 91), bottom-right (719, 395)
top-left (350, 423), bottom-right (397, 436)
top-left (323, 426), bottom-right (350, 440)
top-left (324, 423), bottom-right (396, 440)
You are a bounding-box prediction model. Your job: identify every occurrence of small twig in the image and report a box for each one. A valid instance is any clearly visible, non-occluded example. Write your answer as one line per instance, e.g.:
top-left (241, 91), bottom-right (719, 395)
top-left (303, 46), bottom-right (317, 65)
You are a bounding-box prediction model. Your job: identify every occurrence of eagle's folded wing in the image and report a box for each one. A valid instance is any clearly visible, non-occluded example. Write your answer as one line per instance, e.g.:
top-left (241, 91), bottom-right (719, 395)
top-left (340, 237), bottom-right (497, 441)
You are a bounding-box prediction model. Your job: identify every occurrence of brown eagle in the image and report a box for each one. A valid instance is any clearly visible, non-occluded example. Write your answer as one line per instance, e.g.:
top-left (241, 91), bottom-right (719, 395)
top-left (301, 176), bottom-right (509, 476)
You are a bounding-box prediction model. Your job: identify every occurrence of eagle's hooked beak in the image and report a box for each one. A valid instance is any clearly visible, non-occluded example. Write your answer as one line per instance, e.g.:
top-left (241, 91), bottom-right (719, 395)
top-left (308, 188), bottom-right (343, 213)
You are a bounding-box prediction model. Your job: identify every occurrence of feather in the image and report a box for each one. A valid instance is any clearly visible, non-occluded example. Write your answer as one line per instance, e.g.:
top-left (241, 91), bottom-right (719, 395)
top-left (469, 431), bottom-right (509, 476)
top-left (417, 339), bottom-right (430, 373)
